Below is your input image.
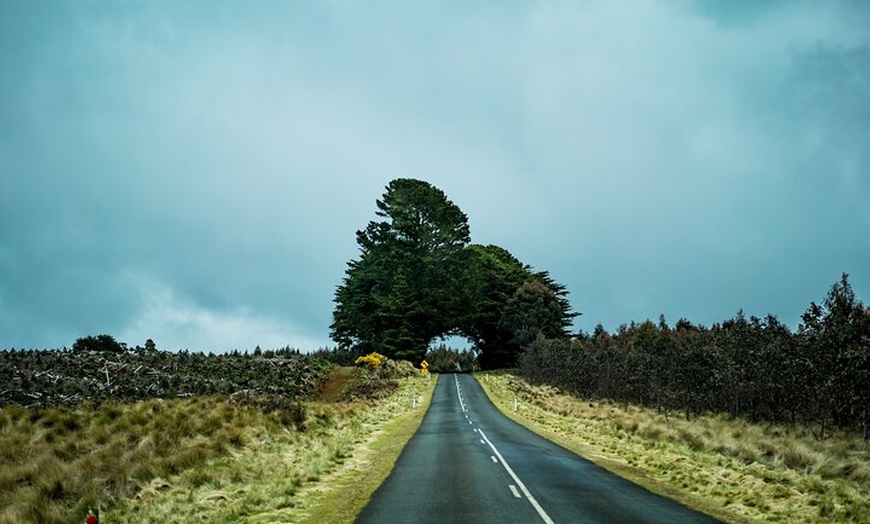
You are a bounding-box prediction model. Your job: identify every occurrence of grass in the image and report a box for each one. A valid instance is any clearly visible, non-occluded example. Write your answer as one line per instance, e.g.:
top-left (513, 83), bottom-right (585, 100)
top-left (105, 372), bottom-right (435, 523)
top-left (0, 367), bottom-right (435, 523)
top-left (0, 396), bottom-right (285, 523)
top-left (297, 372), bottom-right (436, 523)
top-left (478, 372), bottom-right (869, 524)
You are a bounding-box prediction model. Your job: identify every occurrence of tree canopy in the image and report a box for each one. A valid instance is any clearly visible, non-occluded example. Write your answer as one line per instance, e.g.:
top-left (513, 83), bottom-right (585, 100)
top-left (330, 178), bottom-right (576, 367)
top-left (331, 179), bottom-right (472, 361)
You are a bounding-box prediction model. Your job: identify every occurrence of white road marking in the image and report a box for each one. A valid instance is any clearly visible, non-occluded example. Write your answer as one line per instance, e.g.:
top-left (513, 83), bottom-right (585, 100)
top-left (454, 374), bottom-right (551, 520)
top-left (509, 485), bottom-right (522, 498)
top-left (478, 428), bottom-right (555, 524)
top-left (454, 374), bottom-right (467, 414)
top-left (491, 455), bottom-right (498, 463)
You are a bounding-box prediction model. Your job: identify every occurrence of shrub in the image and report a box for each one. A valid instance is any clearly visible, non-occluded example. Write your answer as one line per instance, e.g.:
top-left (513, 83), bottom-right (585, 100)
top-left (380, 358), bottom-right (418, 379)
top-left (354, 352), bottom-right (385, 371)
top-left (72, 335), bottom-right (125, 354)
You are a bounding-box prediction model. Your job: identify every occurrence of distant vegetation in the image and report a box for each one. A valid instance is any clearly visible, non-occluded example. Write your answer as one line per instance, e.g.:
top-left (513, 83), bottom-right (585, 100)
top-left (1, 342), bottom-right (326, 408)
top-left (519, 273), bottom-right (869, 438)
top-left (331, 178), bottom-right (576, 368)
top-left (424, 344), bottom-right (477, 373)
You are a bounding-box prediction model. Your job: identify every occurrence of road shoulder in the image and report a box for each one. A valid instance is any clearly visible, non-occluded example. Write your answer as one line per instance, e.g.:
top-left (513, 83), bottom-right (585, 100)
top-left (298, 374), bottom-right (438, 524)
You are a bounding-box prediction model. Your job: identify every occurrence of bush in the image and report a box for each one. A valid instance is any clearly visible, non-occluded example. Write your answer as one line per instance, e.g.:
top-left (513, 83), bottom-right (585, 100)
top-left (354, 352), bottom-right (385, 371)
top-left (72, 335), bottom-right (125, 354)
top-left (379, 359), bottom-right (418, 379)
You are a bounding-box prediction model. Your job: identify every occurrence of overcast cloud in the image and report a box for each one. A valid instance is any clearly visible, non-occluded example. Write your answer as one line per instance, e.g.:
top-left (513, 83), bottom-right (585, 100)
top-left (2, 0), bottom-right (868, 351)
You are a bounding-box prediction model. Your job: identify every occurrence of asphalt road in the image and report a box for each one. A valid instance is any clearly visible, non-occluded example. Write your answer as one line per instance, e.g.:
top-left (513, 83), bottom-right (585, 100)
top-left (356, 373), bottom-right (721, 524)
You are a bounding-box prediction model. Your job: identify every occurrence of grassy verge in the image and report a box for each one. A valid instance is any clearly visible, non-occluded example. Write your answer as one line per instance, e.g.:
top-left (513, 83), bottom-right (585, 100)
top-left (478, 372), bottom-right (869, 524)
top-left (105, 373), bottom-right (435, 523)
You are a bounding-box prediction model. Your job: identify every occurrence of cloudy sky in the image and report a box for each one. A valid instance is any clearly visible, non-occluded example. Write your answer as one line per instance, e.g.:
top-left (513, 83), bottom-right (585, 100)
top-left (2, 1), bottom-right (868, 352)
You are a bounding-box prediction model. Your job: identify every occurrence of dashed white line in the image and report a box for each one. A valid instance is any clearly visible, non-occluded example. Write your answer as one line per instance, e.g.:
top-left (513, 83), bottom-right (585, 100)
top-left (478, 428), bottom-right (555, 524)
top-left (454, 374), bottom-right (467, 414)
top-left (454, 374), bottom-right (551, 521)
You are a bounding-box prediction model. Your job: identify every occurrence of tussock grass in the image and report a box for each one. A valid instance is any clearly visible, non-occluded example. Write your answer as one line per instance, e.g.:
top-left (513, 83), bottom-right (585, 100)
top-left (0, 397), bottom-right (305, 523)
top-left (479, 372), bottom-right (869, 524)
top-left (0, 369), bottom-right (434, 523)
top-left (106, 373), bottom-right (435, 523)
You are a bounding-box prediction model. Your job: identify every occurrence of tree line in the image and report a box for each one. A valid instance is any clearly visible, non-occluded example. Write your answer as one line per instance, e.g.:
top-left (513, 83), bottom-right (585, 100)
top-left (519, 273), bottom-right (869, 438)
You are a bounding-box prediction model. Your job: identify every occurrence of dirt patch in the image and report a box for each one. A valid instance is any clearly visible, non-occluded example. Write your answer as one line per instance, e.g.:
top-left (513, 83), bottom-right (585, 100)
top-left (316, 367), bottom-right (362, 402)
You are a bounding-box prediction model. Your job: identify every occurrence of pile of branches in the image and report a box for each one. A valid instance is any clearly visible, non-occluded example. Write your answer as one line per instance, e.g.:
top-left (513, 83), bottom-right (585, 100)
top-left (0, 348), bottom-right (330, 408)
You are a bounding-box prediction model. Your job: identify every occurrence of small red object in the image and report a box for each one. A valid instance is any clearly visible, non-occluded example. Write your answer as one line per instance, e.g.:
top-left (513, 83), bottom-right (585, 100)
top-left (85, 510), bottom-right (98, 524)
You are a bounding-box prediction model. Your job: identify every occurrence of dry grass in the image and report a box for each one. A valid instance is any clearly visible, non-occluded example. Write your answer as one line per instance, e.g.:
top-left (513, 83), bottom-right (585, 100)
top-left (296, 372), bottom-right (436, 524)
top-left (104, 373), bottom-right (435, 523)
top-left (478, 372), bottom-right (869, 524)
top-left (0, 367), bottom-right (434, 524)
top-left (0, 397), bottom-right (290, 524)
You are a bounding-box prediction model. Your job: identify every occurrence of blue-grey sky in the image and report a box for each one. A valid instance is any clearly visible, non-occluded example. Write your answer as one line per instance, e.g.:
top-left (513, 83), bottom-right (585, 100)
top-left (2, 1), bottom-right (868, 351)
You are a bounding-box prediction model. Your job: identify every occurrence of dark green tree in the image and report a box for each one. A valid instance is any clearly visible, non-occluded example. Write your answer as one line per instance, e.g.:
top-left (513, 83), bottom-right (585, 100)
top-left (459, 244), bottom-right (530, 368)
top-left (331, 179), bottom-right (471, 361)
top-left (799, 273), bottom-right (870, 436)
top-left (72, 334), bottom-right (125, 353)
top-left (500, 280), bottom-right (567, 351)
top-left (532, 270), bottom-right (577, 336)
top-left (462, 247), bottom-right (577, 369)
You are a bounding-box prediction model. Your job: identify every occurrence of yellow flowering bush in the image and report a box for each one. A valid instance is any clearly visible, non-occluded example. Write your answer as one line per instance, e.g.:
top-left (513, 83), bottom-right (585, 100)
top-left (354, 352), bottom-right (385, 371)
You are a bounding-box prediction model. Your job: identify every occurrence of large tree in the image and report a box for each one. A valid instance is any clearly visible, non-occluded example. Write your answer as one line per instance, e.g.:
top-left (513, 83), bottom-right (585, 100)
top-left (459, 244), bottom-right (577, 368)
top-left (460, 244), bottom-right (529, 368)
top-left (330, 179), bottom-right (471, 361)
top-left (331, 178), bottom-right (577, 367)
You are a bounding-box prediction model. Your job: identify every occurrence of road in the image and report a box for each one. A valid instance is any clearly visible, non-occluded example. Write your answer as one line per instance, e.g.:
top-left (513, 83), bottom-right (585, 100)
top-left (356, 373), bottom-right (721, 524)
